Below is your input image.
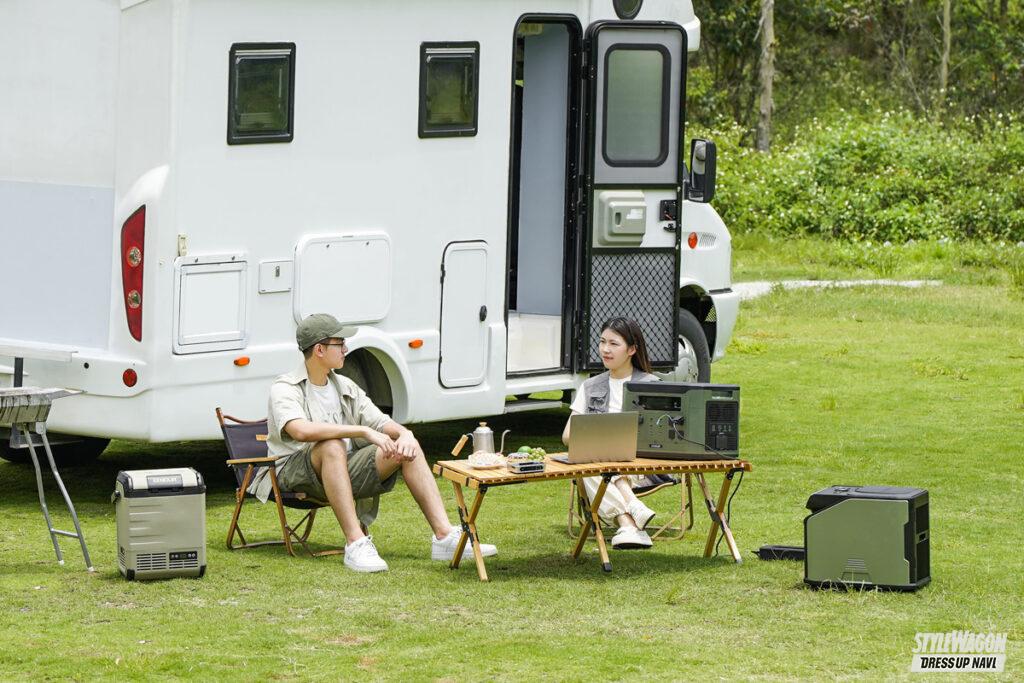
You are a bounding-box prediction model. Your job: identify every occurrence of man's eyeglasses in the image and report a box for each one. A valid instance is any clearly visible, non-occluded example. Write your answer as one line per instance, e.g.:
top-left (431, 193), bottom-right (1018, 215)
top-left (320, 339), bottom-right (347, 349)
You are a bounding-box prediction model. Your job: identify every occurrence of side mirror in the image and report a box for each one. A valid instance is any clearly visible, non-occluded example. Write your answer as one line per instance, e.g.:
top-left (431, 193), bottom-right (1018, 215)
top-left (686, 139), bottom-right (717, 203)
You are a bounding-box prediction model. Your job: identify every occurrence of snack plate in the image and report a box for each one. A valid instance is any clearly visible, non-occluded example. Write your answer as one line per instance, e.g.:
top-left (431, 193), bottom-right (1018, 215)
top-left (467, 453), bottom-right (506, 469)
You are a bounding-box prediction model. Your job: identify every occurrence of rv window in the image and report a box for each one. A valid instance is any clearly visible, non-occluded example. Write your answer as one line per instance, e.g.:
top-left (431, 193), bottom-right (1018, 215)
top-left (228, 43), bottom-right (296, 145)
top-left (602, 45), bottom-right (669, 166)
top-left (419, 42), bottom-right (480, 138)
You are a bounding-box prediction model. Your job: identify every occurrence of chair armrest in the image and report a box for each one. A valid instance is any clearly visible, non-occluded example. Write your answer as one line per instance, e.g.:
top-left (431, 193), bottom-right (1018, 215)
top-left (226, 456), bottom-right (278, 465)
top-left (633, 481), bottom-right (678, 496)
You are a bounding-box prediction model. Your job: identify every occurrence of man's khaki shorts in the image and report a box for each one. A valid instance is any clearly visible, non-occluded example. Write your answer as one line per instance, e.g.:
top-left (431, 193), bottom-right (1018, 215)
top-left (277, 442), bottom-right (399, 503)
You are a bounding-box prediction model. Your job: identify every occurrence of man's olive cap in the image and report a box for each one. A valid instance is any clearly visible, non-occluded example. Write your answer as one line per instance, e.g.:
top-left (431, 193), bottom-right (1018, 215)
top-left (296, 313), bottom-right (358, 351)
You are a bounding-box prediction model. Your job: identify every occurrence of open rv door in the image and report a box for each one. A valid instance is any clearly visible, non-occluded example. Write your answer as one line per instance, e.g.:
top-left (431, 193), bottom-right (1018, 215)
top-left (574, 22), bottom-right (685, 371)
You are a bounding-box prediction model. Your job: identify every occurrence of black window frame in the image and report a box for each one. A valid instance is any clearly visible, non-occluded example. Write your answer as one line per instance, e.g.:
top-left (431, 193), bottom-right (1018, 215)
top-left (418, 41), bottom-right (481, 138)
top-left (227, 42), bottom-right (296, 145)
top-left (600, 43), bottom-right (670, 168)
top-left (613, 0), bottom-right (643, 20)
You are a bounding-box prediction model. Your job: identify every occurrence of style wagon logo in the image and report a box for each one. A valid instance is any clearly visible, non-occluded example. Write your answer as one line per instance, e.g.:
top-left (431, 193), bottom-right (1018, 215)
top-left (911, 631), bottom-right (1008, 673)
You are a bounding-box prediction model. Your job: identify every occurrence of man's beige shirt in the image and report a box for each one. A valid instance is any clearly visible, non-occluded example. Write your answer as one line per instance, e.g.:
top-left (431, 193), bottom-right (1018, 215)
top-left (248, 363), bottom-right (392, 503)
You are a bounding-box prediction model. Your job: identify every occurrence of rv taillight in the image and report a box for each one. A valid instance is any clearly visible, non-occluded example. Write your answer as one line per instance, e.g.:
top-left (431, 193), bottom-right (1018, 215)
top-left (122, 369), bottom-right (138, 387)
top-left (121, 206), bottom-right (146, 341)
top-left (687, 232), bottom-right (699, 249)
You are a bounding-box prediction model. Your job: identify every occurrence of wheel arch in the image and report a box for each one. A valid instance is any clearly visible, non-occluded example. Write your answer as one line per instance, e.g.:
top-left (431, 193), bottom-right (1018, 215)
top-left (679, 282), bottom-right (716, 359)
top-left (337, 340), bottom-right (411, 422)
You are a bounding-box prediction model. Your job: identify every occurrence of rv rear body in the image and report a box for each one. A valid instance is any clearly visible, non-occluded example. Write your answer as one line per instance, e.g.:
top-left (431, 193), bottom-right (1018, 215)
top-left (0, 0), bottom-right (737, 449)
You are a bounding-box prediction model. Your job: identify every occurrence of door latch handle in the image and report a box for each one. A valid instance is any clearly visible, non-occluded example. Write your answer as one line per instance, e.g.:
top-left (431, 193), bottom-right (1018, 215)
top-left (479, 305), bottom-right (487, 322)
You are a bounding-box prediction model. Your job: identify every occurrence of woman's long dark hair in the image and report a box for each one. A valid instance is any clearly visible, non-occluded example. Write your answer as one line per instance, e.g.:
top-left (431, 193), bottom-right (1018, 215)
top-left (600, 317), bottom-right (652, 374)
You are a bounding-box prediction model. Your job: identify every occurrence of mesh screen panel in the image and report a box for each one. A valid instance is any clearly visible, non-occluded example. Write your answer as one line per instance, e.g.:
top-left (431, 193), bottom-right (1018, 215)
top-left (586, 250), bottom-right (677, 366)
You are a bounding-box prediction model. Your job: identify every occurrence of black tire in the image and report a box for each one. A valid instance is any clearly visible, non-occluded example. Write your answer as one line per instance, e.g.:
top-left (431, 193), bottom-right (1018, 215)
top-left (0, 436), bottom-right (109, 466)
top-left (676, 308), bottom-right (712, 382)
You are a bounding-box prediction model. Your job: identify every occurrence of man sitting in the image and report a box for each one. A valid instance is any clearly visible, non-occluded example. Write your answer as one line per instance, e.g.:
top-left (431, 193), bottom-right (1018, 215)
top-left (249, 313), bottom-right (496, 572)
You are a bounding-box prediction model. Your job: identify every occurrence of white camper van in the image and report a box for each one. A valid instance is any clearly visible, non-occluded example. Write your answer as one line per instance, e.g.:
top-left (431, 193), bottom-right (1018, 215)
top-left (0, 0), bottom-right (738, 462)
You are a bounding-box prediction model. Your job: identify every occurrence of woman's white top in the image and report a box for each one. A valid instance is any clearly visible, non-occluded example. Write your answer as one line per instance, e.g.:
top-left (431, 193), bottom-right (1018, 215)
top-left (570, 375), bottom-right (629, 414)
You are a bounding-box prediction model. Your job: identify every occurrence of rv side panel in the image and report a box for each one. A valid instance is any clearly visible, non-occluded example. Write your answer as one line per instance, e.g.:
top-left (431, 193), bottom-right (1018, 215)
top-left (0, 0), bottom-right (120, 350)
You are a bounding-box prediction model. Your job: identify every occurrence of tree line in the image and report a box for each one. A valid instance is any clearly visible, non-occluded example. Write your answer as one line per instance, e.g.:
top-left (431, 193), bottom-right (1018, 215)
top-left (689, 0), bottom-right (1024, 148)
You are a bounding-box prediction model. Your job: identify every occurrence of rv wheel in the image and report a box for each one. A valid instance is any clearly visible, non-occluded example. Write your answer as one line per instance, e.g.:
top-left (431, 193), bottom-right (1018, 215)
top-left (0, 437), bottom-right (110, 466)
top-left (662, 309), bottom-right (711, 383)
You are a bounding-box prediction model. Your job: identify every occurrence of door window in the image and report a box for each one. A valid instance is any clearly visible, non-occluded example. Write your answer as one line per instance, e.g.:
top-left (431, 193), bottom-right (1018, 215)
top-left (602, 46), bottom-right (669, 166)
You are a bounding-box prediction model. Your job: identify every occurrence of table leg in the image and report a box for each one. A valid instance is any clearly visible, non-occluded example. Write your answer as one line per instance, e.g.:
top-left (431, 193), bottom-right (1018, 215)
top-left (571, 478), bottom-right (593, 558)
top-left (22, 425), bottom-right (95, 571)
top-left (451, 483), bottom-right (489, 581)
top-left (572, 475), bottom-right (612, 572)
top-left (698, 472), bottom-right (742, 563)
top-left (24, 428), bottom-right (64, 565)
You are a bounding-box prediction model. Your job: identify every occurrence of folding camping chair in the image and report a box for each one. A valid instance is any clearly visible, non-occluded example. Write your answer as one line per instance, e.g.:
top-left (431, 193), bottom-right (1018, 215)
top-left (568, 474), bottom-right (695, 541)
top-left (216, 408), bottom-right (343, 557)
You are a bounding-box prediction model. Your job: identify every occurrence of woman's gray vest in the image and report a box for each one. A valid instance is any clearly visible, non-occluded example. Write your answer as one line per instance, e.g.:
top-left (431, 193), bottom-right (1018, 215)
top-left (580, 369), bottom-right (659, 414)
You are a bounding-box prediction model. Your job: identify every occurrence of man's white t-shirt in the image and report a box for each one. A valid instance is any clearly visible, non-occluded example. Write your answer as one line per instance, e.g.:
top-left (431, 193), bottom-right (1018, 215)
top-left (570, 374), bottom-right (629, 414)
top-left (308, 379), bottom-right (353, 452)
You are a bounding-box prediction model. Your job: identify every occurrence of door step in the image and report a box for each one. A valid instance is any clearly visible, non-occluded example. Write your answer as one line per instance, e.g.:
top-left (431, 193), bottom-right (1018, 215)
top-left (503, 398), bottom-right (566, 414)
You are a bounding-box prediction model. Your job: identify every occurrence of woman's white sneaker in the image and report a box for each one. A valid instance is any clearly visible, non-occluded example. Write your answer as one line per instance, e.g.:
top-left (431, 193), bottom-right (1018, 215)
top-left (431, 528), bottom-right (498, 561)
top-left (611, 526), bottom-right (653, 549)
top-left (628, 500), bottom-right (657, 530)
top-left (344, 536), bottom-right (389, 573)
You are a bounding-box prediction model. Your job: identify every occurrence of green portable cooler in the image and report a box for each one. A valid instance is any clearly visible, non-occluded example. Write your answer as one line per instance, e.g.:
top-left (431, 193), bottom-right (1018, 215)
top-left (113, 468), bottom-right (206, 580)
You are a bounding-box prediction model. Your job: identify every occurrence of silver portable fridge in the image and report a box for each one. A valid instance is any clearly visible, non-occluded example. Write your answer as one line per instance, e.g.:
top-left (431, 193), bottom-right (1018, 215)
top-left (113, 468), bottom-right (206, 580)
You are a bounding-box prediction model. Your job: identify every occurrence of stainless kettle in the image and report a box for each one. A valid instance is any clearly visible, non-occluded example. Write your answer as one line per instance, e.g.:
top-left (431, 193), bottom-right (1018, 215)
top-left (470, 422), bottom-right (511, 455)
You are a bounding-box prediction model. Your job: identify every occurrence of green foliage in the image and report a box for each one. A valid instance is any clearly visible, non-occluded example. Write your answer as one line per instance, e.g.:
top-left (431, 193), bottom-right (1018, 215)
top-left (689, 1), bottom-right (1024, 134)
top-left (699, 111), bottom-right (1024, 243)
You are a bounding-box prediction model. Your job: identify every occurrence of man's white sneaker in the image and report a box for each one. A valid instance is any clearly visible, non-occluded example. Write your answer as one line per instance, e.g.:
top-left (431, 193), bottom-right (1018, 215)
top-left (611, 526), bottom-right (653, 550)
top-left (431, 527), bottom-right (498, 561)
top-left (628, 500), bottom-right (657, 531)
top-left (344, 536), bottom-right (389, 573)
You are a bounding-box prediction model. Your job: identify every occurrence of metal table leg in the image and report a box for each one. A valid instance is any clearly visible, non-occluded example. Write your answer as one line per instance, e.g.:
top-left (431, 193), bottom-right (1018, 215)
top-left (21, 424), bottom-right (94, 572)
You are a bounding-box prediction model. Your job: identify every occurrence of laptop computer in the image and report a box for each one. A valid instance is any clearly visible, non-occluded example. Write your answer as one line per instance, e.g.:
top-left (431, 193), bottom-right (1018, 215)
top-left (551, 412), bottom-right (639, 464)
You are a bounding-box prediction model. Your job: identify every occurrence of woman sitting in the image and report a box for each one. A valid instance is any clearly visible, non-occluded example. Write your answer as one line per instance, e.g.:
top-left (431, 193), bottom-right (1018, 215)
top-left (562, 317), bottom-right (659, 549)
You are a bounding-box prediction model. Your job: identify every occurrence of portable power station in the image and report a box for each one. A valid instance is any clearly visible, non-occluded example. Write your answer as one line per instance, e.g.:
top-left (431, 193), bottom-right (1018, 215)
top-left (623, 382), bottom-right (740, 459)
top-left (804, 485), bottom-right (930, 591)
top-left (113, 468), bottom-right (206, 580)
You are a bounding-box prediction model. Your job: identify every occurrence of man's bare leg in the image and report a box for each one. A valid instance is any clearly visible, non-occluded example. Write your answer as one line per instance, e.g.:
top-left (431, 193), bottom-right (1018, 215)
top-left (310, 439), bottom-right (364, 544)
top-left (376, 452), bottom-right (452, 539)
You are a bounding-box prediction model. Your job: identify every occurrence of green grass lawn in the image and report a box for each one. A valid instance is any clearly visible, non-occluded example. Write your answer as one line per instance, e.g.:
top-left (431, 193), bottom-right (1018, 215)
top-left (731, 233), bottom-right (1024, 289)
top-left (2, 282), bottom-right (1022, 680)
